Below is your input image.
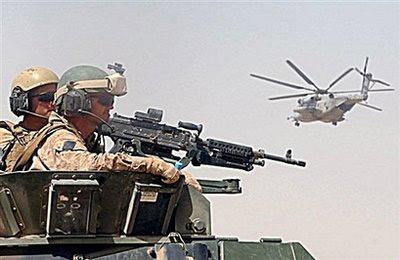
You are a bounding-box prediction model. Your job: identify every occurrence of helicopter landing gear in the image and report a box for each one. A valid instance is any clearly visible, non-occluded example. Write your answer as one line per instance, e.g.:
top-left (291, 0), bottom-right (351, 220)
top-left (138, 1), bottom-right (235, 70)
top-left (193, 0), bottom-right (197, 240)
top-left (288, 116), bottom-right (300, 127)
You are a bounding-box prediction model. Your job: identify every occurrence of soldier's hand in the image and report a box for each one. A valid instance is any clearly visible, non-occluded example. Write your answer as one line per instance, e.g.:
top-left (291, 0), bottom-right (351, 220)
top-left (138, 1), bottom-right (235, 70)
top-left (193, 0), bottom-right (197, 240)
top-left (182, 171), bottom-right (202, 192)
top-left (129, 156), bottom-right (181, 183)
top-left (148, 157), bottom-right (180, 184)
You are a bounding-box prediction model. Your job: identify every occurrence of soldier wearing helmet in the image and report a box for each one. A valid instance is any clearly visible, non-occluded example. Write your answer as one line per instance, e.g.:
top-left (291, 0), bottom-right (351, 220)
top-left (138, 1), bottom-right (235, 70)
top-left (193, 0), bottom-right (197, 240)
top-left (12, 64), bottom-right (201, 190)
top-left (0, 67), bottom-right (59, 171)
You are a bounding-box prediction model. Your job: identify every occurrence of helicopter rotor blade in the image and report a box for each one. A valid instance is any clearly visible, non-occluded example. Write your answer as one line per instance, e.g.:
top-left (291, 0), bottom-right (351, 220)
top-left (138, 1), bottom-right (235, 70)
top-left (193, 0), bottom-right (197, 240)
top-left (268, 93), bottom-right (312, 100)
top-left (355, 67), bottom-right (364, 76)
top-left (329, 88), bottom-right (394, 94)
top-left (363, 57), bottom-right (369, 74)
top-left (368, 88), bottom-right (394, 92)
top-left (357, 102), bottom-right (382, 111)
top-left (330, 90), bottom-right (365, 94)
top-left (326, 68), bottom-right (354, 91)
top-left (371, 79), bottom-right (390, 86)
top-left (286, 60), bottom-right (321, 91)
top-left (250, 73), bottom-right (315, 91)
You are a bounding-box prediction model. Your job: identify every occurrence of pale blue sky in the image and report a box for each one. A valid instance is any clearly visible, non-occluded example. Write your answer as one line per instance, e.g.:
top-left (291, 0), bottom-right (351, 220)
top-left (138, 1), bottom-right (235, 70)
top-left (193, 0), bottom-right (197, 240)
top-left (1, 2), bottom-right (399, 259)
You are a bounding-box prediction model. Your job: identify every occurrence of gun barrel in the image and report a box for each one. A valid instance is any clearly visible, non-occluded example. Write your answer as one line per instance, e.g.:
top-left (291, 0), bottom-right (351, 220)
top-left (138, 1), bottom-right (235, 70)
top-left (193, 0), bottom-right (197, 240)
top-left (264, 153), bottom-right (306, 167)
top-left (254, 150), bottom-right (306, 167)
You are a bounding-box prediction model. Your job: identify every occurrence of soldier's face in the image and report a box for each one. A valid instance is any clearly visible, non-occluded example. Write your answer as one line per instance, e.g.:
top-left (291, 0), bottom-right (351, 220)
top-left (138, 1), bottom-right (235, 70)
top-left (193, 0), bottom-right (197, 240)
top-left (88, 93), bottom-right (114, 123)
top-left (29, 83), bottom-right (57, 117)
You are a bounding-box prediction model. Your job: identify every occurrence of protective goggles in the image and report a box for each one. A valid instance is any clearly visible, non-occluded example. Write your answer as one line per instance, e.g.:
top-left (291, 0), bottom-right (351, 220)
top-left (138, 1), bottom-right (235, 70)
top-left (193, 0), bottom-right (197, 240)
top-left (29, 92), bottom-right (55, 102)
top-left (88, 93), bottom-right (114, 107)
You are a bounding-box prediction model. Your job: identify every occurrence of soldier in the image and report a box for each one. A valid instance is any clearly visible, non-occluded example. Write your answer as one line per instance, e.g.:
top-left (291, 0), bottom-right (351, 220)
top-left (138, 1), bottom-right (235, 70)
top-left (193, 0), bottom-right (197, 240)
top-left (0, 67), bottom-right (59, 171)
top-left (13, 65), bottom-right (201, 190)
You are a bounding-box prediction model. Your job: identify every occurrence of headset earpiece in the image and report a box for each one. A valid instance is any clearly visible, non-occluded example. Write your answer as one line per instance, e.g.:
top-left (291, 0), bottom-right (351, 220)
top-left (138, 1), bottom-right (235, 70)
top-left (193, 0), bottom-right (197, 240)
top-left (9, 87), bottom-right (29, 116)
top-left (59, 89), bottom-right (91, 117)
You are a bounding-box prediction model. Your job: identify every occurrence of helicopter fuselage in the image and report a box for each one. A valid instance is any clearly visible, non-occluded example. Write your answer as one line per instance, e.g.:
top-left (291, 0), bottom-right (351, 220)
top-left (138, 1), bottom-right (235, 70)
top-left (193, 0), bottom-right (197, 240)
top-left (290, 94), bottom-right (365, 124)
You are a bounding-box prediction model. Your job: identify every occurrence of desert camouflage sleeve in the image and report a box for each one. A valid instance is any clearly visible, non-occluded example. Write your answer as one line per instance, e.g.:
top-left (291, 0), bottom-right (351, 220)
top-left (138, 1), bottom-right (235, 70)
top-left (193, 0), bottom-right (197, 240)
top-left (31, 129), bottom-right (180, 183)
top-left (0, 128), bottom-right (14, 150)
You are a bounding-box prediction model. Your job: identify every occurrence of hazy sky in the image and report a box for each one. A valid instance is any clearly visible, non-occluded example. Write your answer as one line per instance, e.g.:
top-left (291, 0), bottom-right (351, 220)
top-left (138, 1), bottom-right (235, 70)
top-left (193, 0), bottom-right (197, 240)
top-left (1, 2), bottom-right (399, 259)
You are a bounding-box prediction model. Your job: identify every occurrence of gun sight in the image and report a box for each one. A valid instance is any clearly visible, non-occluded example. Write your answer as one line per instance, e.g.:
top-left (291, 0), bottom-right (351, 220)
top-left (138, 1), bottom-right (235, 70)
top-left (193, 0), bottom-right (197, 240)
top-left (134, 108), bottom-right (163, 123)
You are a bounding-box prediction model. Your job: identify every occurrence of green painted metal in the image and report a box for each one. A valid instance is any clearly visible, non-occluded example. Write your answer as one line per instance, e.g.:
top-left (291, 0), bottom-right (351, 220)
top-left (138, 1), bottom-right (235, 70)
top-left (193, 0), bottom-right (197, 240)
top-left (219, 241), bottom-right (315, 260)
top-left (0, 170), bottom-right (315, 259)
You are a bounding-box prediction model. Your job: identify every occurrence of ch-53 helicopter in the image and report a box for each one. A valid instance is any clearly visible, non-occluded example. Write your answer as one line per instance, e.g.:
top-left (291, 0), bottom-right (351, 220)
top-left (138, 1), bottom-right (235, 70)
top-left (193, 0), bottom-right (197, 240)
top-left (250, 57), bottom-right (394, 126)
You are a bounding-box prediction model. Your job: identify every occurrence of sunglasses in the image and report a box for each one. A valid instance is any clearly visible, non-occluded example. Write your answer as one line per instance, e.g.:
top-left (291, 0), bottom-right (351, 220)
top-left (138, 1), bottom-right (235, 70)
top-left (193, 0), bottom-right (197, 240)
top-left (29, 92), bottom-right (55, 102)
top-left (89, 94), bottom-right (114, 107)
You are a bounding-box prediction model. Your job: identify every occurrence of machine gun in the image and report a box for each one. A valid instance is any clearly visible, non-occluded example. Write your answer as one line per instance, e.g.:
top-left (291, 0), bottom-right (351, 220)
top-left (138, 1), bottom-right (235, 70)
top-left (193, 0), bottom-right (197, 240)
top-left (97, 108), bottom-right (306, 171)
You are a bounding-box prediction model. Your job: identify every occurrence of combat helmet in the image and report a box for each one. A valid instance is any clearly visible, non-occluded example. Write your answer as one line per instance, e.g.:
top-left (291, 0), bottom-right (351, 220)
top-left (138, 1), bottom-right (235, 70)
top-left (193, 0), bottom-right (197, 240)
top-left (58, 65), bottom-right (108, 90)
top-left (10, 67), bottom-right (59, 116)
top-left (55, 64), bottom-right (127, 116)
top-left (11, 67), bottom-right (59, 92)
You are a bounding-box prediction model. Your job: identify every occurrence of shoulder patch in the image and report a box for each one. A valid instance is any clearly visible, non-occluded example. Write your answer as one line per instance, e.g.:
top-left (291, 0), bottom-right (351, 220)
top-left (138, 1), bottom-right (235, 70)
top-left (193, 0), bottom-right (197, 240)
top-left (62, 141), bottom-right (76, 151)
top-left (55, 140), bottom-right (86, 153)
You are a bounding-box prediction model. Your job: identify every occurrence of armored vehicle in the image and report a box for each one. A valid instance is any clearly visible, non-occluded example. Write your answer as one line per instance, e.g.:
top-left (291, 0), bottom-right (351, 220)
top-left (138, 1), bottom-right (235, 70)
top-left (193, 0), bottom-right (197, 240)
top-left (0, 170), bottom-right (314, 259)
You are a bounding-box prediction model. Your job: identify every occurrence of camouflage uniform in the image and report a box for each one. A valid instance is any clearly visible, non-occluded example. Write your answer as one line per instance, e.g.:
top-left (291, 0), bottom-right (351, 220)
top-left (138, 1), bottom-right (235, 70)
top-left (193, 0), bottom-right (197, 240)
top-left (0, 122), bottom-right (16, 149)
top-left (0, 121), bottom-right (35, 172)
top-left (25, 112), bottom-right (180, 183)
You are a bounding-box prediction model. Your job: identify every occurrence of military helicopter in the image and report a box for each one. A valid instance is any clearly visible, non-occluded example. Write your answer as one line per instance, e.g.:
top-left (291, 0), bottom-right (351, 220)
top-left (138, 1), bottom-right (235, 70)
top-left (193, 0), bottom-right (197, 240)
top-left (250, 58), bottom-right (394, 126)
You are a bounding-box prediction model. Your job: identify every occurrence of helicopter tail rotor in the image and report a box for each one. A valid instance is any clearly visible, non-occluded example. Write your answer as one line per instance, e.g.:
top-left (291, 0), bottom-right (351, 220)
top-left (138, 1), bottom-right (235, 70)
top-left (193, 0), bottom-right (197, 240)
top-left (355, 57), bottom-right (369, 77)
top-left (363, 57), bottom-right (369, 74)
top-left (355, 57), bottom-right (391, 91)
top-left (355, 67), bottom-right (364, 76)
top-left (371, 79), bottom-right (391, 87)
